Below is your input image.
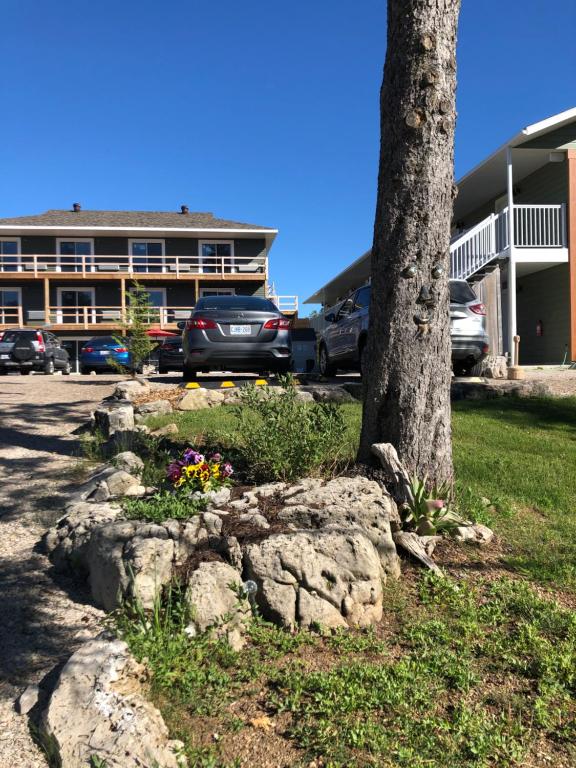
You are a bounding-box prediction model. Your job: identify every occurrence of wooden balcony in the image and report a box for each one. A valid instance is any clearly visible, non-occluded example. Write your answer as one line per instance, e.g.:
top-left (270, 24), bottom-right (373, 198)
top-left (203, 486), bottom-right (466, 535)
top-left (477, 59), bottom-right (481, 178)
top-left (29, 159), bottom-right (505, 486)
top-left (0, 254), bottom-right (268, 279)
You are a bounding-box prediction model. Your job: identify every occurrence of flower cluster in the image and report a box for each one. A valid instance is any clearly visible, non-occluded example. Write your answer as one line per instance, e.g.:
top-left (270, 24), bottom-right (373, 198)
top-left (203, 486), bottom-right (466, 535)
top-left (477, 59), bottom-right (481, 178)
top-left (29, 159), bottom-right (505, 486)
top-left (167, 448), bottom-right (233, 493)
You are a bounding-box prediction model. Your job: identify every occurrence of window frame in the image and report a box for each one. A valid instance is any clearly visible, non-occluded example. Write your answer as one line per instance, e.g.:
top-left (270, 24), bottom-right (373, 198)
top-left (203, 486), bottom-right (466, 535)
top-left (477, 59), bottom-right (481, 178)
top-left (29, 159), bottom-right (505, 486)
top-left (56, 238), bottom-right (94, 273)
top-left (128, 239), bottom-right (165, 273)
top-left (56, 286), bottom-right (96, 324)
top-left (198, 240), bottom-right (235, 274)
top-left (0, 237), bottom-right (21, 273)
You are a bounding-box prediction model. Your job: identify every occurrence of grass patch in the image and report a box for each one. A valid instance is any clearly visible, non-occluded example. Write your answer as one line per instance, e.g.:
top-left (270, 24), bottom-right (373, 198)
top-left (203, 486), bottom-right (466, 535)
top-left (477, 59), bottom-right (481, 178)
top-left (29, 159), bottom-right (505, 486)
top-left (116, 575), bottom-right (576, 767)
top-left (452, 396), bottom-right (576, 589)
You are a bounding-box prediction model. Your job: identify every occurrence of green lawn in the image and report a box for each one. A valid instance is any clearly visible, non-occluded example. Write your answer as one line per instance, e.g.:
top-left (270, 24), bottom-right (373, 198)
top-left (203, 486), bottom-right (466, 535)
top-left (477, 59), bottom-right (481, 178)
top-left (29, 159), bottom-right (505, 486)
top-left (134, 395), bottom-right (576, 767)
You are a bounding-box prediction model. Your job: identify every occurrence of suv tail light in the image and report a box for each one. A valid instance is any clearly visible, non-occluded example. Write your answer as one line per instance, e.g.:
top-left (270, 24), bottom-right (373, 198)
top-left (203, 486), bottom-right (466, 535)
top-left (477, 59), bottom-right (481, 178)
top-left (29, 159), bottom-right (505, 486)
top-left (263, 317), bottom-right (292, 330)
top-left (469, 303), bottom-right (486, 315)
top-left (186, 318), bottom-right (217, 330)
top-left (36, 331), bottom-right (45, 352)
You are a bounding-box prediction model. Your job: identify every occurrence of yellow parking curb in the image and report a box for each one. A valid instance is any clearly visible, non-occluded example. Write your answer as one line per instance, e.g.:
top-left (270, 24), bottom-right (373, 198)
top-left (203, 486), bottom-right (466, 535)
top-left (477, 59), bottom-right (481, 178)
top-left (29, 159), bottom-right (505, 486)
top-left (185, 382), bottom-right (200, 389)
top-left (255, 379), bottom-right (268, 386)
top-left (221, 381), bottom-right (235, 388)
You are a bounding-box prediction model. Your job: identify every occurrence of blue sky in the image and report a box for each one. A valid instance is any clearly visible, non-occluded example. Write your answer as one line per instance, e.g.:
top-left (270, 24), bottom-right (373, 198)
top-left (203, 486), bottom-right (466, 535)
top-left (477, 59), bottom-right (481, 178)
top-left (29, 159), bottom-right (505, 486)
top-left (1, 0), bottom-right (575, 314)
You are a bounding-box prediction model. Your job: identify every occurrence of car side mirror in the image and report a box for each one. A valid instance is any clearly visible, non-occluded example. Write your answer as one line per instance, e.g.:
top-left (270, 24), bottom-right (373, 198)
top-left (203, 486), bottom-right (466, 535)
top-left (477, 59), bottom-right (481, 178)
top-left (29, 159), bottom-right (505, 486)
top-left (324, 312), bottom-right (336, 323)
top-left (177, 321), bottom-right (186, 330)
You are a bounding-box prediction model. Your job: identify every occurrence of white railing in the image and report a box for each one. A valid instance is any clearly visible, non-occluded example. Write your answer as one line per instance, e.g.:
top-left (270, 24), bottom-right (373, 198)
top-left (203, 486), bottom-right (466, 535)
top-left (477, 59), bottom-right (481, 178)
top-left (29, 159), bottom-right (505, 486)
top-left (513, 204), bottom-right (566, 248)
top-left (269, 295), bottom-right (299, 313)
top-left (451, 203), bottom-right (567, 280)
top-left (450, 214), bottom-right (496, 280)
top-left (0, 306), bottom-right (23, 326)
top-left (0, 254), bottom-right (268, 276)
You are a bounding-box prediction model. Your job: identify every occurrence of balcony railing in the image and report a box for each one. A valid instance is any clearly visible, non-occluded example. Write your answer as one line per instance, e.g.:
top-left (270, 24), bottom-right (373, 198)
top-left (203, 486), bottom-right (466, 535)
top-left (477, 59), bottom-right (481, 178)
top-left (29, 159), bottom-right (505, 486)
top-left (0, 306), bottom-right (23, 326)
top-left (0, 254), bottom-right (268, 277)
top-left (39, 306), bottom-right (191, 329)
top-left (269, 295), bottom-right (299, 313)
top-left (451, 203), bottom-right (567, 280)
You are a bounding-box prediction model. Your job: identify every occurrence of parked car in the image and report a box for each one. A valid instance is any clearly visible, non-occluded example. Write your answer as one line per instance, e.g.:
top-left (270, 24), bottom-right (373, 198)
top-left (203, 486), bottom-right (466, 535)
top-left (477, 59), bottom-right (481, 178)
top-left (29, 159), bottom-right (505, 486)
top-left (0, 329), bottom-right (71, 375)
top-left (157, 336), bottom-right (184, 374)
top-left (179, 295), bottom-right (292, 380)
top-left (317, 280), bottom-right (489, 377)
top-left (79, 335), bottom-right (141, 374)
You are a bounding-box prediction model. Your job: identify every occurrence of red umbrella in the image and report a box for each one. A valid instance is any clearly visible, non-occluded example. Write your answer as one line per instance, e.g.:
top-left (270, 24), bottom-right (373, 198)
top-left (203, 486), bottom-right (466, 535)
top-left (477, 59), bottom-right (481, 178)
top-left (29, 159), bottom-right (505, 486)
top-left (145, 328), bottom-right (179, 338)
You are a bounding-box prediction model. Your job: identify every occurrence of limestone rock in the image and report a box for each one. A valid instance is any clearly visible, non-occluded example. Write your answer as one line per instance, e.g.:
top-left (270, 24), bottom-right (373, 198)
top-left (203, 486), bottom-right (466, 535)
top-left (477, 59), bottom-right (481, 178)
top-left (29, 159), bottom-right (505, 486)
top-left (135, 399), bottom-right (173, 416)
top-left (87, 518), bottom-right (206, 611)
top-left (112, 379), bottom-right (150, 401)
top-left (41, 635), bottom-right (182, 768)
top-left (150, 422), bottom-right (179, 437)
top-left (271, 476), bottom-right (401, 577)
top-left (113, 451), bottom-right (144, 475)
top-left (177, 388), bottom-right (225, 410)
top-left (15, 684), bottom-right (40, 715)
top-left (186, 562), bottom-right (250, 650)
top-left (106, 470), bottom-right (143, 498)
top-left (45, 501), bottom-right (123, 574)
top-left (452, 523), bottom-right (494, 545)
top-left (94, 404), bottom-right (135, 438)
top-left (243, 529), bottom-right (383, 630)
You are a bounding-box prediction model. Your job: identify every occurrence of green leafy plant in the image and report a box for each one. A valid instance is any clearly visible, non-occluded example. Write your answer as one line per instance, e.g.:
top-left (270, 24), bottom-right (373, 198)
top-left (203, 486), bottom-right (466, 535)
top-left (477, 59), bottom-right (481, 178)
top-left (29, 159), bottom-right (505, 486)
top-left (233, 375), bottom-right (346, 482)
top-left (121, 491), bottom-right (207, 523)
top-left (404, 475), bottom-right (463, 535)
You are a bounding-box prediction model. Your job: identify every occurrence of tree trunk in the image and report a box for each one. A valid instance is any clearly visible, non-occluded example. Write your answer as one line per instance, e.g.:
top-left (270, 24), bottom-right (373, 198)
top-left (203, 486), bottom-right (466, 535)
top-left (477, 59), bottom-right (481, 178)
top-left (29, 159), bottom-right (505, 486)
top-left (358, 0), bottom-right (460, 485)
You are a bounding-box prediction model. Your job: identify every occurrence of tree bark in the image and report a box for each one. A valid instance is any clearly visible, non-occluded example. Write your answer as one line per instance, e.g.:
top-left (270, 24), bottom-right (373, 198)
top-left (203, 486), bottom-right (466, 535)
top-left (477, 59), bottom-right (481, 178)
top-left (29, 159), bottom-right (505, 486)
top-left (358, 0), bottom-right (460, 485)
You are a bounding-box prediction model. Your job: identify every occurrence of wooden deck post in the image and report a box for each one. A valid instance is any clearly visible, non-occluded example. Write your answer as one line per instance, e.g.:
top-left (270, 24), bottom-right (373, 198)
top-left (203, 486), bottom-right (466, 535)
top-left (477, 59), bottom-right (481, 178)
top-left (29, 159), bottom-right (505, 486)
top-left (43, 277), bottom-right (50, 325)
top-left (567, 150), bottom-right (576, 362)
top-left (120, 277), bottom-right (126, 325)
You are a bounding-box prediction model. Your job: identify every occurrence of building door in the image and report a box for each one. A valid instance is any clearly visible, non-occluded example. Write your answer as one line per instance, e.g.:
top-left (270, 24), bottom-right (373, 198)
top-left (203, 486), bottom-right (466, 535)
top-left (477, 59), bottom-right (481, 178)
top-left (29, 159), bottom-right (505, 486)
top-left (57, 288), bottom-right (95, 324)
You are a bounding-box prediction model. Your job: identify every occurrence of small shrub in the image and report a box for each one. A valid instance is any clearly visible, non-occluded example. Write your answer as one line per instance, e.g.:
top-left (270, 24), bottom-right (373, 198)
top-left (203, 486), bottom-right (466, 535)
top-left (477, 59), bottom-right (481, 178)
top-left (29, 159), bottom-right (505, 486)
top-left (233, 376), bottom-right (346, 483)
top-left (121, 492), bottom-right (206, 523)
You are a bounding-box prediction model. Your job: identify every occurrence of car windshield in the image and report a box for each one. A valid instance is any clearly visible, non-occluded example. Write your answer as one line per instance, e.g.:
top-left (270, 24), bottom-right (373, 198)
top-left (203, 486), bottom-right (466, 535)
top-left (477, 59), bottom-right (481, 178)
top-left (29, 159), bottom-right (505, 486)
top-left (86, 336), bottom-right (126, 347)
top-left (449, 281), bottom-right (477, 304)
top-left (195, 296), bottom-right (277, 312)
top-left (1, 331), bottom-right (37, 343)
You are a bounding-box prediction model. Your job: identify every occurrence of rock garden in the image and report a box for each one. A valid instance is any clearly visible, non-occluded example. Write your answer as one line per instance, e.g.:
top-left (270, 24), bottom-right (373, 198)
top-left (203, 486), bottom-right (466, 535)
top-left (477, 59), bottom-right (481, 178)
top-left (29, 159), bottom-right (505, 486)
top-left (18, 376), bottom-right (576, 768)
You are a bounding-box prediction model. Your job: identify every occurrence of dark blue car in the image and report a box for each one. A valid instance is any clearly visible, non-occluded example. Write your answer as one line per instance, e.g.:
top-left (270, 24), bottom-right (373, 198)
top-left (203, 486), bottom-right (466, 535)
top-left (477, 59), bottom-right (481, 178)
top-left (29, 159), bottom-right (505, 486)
top-left (79, 335), bottom-right (139, 374)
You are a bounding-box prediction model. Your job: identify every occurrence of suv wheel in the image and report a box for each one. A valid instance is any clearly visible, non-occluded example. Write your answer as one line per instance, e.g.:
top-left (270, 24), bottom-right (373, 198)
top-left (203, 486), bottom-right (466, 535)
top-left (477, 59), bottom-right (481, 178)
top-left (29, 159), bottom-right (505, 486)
top-left (21, 369), bottom-right (31, 375)
top-left (318, 344), bottom-right (336, 377)
top-left (44, 358), bottom-right (55, 375)
top-left (62, 361), bottom-right (72, 375)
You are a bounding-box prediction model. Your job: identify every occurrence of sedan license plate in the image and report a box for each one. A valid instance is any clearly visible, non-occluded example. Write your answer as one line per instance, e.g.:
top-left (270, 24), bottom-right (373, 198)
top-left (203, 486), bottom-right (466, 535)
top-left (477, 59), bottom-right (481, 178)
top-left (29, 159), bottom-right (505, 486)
top-left (230, 325), bottom-right (251, 336)
top-left (100, 350), bottom-right (110, 355)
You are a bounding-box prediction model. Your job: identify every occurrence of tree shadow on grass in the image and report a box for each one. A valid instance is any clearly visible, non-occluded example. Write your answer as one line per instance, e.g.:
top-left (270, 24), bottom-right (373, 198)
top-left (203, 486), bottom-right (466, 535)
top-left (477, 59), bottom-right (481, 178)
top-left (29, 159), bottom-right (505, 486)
top-left (452, 395), bottom-right (576, 435)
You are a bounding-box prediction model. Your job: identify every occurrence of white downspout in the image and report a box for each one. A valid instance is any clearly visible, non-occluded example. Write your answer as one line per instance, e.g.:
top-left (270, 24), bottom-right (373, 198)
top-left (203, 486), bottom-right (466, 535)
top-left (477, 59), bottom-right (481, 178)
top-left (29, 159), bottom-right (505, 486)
top-left (506, 146), bottom-right (517, 365)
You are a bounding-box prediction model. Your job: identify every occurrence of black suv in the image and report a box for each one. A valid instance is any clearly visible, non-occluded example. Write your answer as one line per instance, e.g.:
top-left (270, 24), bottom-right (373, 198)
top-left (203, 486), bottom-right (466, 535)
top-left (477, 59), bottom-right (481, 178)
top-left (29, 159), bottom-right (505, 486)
top-left (0, 329), bottom-right (71, 375)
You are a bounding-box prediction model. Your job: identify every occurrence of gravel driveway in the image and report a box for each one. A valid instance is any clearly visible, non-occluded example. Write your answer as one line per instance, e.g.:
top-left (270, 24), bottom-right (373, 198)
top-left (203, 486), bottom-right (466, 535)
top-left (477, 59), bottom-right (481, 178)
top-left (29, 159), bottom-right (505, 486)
top-left (0, 373), bottom-right (124, 767)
